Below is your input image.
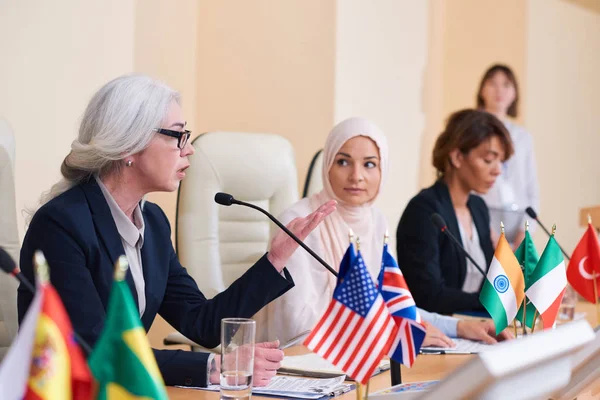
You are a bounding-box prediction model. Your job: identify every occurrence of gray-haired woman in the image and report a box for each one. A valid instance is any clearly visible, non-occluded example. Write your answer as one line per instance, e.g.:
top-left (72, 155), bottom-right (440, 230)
top-left (18, 74), bottom-right (336, 387)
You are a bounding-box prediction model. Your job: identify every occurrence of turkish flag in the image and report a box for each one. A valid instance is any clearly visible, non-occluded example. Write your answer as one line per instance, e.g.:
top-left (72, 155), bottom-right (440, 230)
top-left (567, 223), bottom-right (600, 303)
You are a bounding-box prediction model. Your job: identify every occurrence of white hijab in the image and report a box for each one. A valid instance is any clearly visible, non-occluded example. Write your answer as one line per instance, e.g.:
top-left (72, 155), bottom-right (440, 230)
top-left (308, 117), bottom-right (389, 285)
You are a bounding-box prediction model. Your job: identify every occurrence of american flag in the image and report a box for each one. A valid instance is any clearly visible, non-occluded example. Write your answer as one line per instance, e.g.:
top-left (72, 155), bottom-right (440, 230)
top-left (304, 246), bottom-right (397, 384)
top-left (377, 244), bottom-right (426, 367)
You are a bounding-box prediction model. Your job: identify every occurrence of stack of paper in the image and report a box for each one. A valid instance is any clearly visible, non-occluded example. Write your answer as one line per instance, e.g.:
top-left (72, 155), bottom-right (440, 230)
top-left (181, 375), bottom-right (354, 399)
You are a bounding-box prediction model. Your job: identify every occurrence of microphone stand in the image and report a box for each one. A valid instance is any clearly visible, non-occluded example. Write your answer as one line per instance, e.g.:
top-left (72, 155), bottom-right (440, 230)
top-left (223, 196), bottom-right (338, 278)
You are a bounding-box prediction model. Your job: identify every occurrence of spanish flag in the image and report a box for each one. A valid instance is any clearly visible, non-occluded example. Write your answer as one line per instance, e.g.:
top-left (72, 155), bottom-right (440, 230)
top-left (0, 251), bottom-right (92, 400)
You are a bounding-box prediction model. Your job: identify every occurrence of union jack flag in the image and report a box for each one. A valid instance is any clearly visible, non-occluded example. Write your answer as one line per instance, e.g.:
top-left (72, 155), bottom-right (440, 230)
top-left (377, 244), bottom-right (426, 367)
top-left (304, 244), bottom-right (397, 384)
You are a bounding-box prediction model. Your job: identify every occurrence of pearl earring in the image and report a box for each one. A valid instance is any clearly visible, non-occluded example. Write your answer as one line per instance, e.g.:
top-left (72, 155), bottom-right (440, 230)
top-left (126, 160), bottom-right (133, 167)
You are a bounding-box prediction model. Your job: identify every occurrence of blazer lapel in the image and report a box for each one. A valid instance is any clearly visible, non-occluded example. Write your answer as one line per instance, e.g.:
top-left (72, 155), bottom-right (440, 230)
top-left (434, 180), bottom-right (468, 284)
top-left (81, 179), bottom-right (140, 311)
top-left (469, 197), bottom-right (492, 272)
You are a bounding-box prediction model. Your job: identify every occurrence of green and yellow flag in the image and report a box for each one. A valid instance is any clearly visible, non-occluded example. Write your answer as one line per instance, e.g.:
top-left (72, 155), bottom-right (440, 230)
top-left (88, 256), bottom-right (167, 399)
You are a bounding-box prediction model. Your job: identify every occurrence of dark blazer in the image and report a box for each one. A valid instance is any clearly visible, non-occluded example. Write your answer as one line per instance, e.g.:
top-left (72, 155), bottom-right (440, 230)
top-left (18, 179), bottom-right (294, 387)
top-left (396, 180), bottom-right (494, 314)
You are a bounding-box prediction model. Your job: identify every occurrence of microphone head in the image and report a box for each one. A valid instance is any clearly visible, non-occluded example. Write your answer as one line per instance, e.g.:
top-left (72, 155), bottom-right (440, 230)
top-left (525, 207), bottom-right (537, 219)
top-left (214, 192), bottom-right (235, 206)
top-left (431, 213), bottom-right (447, 231)
top-left (0, 247), bottom-right (17, 274)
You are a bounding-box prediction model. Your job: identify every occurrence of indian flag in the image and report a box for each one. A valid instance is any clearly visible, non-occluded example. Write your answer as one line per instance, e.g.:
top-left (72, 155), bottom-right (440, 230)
top-left (525, 234), bottom-right (567, 330)
top-left (88, 257), bottom-right (167, 400)
top-left (480, 233), bottom-right (525, 334)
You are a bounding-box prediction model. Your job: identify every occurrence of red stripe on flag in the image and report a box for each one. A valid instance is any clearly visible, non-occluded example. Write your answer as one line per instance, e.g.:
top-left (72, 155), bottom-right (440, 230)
top-left (24, 389), bottom-right (44, 400)
top-left (332, 310), bottom-right (371, 366)
top-left (353, 313), bottom-right (393, 378)
top-left (404, 321), bottom-right (415, 366)
top-left (322, 309), bottom-right (355, 359)
top-left (387, 295), bottom-right (411, 308)
top-left (354, 319), bottom-right (397, 383)
top-left (304, 301), bottom-right (338, 346)
top-left (313, 303), bottom-right (347, 354)
top-left (541, 287), bottom-right (566, 330)
top-left (342, 302), bottom-right (387, 372)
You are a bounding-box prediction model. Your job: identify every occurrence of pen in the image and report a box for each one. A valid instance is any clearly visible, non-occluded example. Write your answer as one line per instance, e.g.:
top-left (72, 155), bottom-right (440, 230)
top-left (278, 330), bottom-right (311, 350)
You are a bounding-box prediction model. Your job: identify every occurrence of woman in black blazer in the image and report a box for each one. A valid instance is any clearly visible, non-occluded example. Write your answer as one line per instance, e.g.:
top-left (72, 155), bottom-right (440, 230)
top-left (396, 109), bottom-right (514, 315)
top-left (18, 74), bottom-right (336, 388)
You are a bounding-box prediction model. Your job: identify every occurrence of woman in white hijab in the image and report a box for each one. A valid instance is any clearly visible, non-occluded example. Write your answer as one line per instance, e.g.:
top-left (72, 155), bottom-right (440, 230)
top-left (255, 118), bottom-right (511, 346)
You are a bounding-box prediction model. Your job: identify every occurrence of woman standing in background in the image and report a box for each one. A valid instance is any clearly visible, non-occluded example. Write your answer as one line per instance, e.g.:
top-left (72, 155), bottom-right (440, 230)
top-left (476, 64), bottom-right (539, 247)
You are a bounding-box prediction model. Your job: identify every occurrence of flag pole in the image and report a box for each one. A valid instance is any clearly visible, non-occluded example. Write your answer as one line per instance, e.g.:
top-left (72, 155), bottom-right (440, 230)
top-left (531, 310), bottom-right (539, 333)
top-left (590, 215), bottom-right (600, 326)
top-left (356, 382), bottom-right (366, 400)
top-left (521, 221), bottom-right (529, 336)
top-left (384, 230), bottom-right (403, 387)
top-left (593, 272), bottom-right (599, 326)
top-left (522, 298), bottom-right (528, 336)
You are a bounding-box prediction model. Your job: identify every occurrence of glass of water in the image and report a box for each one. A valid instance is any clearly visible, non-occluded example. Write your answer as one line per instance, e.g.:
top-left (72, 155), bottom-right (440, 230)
top-left (558, 285), bottom-right (577, 323)
top-left (220, 318), bottom-right (256, 399)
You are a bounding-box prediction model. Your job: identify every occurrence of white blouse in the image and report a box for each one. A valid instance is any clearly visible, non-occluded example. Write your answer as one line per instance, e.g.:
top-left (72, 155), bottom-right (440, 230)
top-left (480, 121), bottom-right (539, 244)
top-left (458, 220), bottom-right (487, 293)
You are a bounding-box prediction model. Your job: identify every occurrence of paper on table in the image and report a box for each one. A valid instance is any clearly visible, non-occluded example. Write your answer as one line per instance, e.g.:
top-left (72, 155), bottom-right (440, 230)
top-left (369, 380), bottom-right (439, 399)
top-left (420, 338), bottom-right (492, 354)
top-left (177, 375), bottom-right (353, 399)
top-left (279, 353), bottom-right (390, 379)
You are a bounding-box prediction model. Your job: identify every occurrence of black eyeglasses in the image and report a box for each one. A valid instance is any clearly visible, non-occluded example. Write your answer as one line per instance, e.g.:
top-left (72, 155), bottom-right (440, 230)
top-left (153, 128), bottom-right (191, 149)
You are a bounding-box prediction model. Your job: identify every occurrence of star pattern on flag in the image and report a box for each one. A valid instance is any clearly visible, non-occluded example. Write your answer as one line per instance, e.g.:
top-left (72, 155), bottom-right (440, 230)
top-left (334, 258), bottom-right (377, 317)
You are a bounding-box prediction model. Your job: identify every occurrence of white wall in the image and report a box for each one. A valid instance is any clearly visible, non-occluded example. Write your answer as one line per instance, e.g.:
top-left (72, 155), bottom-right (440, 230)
top-left (335, 0), bottom-right (429, 253)
top-left (0, 0), bottom-right (135, 240)
top-left (525, 0), bottom-right (600, 252)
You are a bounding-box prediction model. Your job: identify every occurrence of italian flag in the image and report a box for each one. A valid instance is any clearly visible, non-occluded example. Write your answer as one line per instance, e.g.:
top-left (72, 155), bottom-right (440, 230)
top-left (480, 233), bottom-right (525, 334)
top-left (526, 235), bottom-right (567, 330)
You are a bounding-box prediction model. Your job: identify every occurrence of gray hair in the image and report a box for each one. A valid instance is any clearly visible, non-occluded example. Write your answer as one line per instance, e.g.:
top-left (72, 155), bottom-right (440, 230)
top-left (29, 74), bottom-right (180, 219)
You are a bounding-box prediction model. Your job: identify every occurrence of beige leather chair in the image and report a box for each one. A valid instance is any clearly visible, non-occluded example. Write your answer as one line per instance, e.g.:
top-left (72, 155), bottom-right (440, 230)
top-left (0, 119), bottom-right (20, 360)
top-left (302, 149), bottom-right (323, 198)
top-left (164, 131), bottom-right (299, 349)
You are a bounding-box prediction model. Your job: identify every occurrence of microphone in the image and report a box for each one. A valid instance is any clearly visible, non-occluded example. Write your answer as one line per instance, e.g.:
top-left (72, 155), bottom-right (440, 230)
top-left (430, 213), bottom-right (487, 277)
top-left (0, 247), bottom-right (92, 354)
top-left (525, 207), bottom-right (571, 261)
top-left (214, 192), bottom-right (338, 278)
top-left (0, 247), bottom-right (35, 293)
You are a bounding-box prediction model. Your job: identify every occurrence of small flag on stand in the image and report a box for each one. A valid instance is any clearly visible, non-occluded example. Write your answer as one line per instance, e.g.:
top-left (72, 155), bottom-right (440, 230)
top-left (88, 256), bottom-right (167, 400)
top-left (304, 243), bottom-right (397, 384)
top-left (514, 223), bottom-right (540, 329)
top-left (567, 216), bottom-right (600, 325)
top-left (480, 225), bottom-right (525, 334)
top-left (0, 251), bottom-right (93, 400)
top-left (377, 242), bottom-right (425, 367)
top-left (526, 226), bottom-right (567, 330)
top-left (567, 218), bottom-right (600, 304)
